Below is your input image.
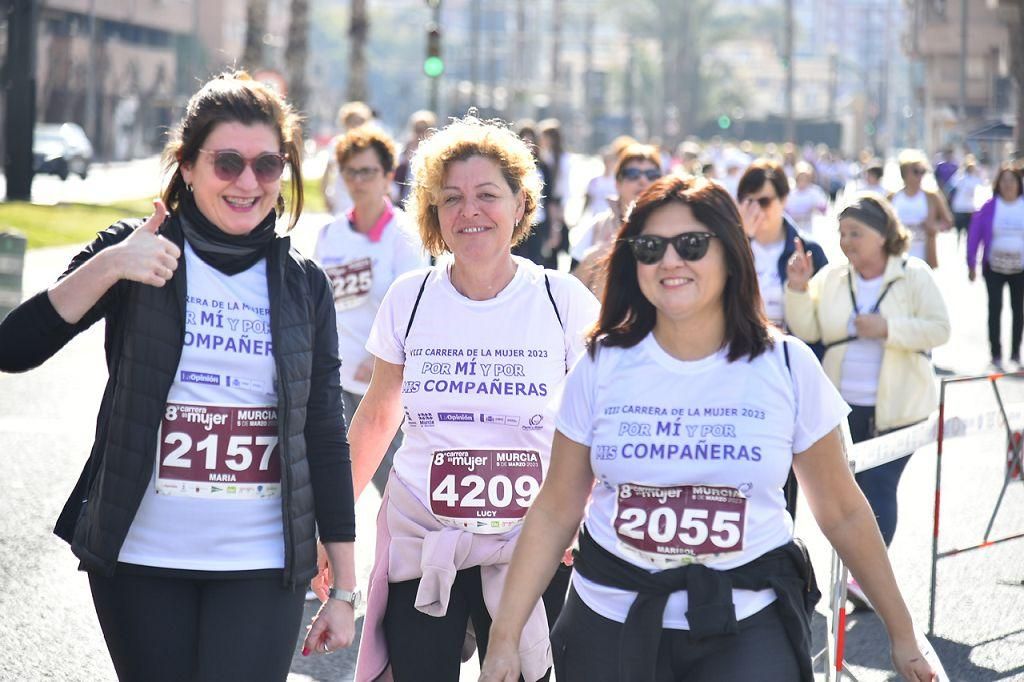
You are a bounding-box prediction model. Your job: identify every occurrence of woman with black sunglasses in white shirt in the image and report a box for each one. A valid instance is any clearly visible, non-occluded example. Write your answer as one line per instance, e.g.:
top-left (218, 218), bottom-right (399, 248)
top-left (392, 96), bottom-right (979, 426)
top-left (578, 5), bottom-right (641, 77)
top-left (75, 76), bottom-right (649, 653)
top-left (480, 176), bottom-right (935, 682)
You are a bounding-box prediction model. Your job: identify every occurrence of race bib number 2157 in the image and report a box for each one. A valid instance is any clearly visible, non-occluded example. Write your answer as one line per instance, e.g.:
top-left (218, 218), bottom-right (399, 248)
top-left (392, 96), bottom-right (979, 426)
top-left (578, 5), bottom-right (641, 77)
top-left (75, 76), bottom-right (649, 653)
top-left (156, 402), bottom-right (281, 499)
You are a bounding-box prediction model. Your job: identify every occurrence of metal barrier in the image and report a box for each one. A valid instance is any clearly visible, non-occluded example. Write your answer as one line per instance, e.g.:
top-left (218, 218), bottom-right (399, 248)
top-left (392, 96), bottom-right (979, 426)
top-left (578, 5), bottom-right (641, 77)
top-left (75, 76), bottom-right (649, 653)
top-left (0, 231), bottom-right (27, 320)
top-left (928, 371), bottom-right (1024, 636)
top-left (812, 383), bottom-right (1024, 680)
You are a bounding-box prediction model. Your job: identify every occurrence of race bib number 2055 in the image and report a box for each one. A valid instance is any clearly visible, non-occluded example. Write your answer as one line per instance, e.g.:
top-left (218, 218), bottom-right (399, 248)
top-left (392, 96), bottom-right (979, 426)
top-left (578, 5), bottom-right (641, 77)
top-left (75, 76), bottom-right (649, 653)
top-left (156, 402), bottom-right (281, 499)
top-left (614, 483), bottom-right (747, 568)
top-left (429, 449), bottom-right (543, 534)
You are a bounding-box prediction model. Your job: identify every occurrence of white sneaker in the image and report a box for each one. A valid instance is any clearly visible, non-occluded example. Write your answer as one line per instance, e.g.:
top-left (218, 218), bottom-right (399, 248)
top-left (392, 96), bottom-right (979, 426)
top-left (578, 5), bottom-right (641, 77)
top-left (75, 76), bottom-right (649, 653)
top-left (847, 577), bottom-right (873, 612)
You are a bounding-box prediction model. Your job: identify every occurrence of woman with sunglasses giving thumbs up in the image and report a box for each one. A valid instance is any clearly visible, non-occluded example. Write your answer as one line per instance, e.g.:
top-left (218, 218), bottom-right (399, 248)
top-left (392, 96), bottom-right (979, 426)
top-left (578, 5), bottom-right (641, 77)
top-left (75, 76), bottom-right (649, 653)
top-left (0, 71), bottom-right (357, 680)
top-left (481, 176), bottom-right (935, 682)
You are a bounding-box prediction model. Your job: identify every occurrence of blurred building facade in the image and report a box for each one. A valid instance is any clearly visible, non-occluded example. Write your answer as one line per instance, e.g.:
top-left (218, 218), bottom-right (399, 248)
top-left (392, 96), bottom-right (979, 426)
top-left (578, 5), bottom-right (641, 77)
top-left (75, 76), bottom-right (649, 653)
top-left (31, 0), bottom-right (298, 161)
top-left (903, 0), bottom-right (1016, 155)
top-left (36, 0), bottom-right (196, 160)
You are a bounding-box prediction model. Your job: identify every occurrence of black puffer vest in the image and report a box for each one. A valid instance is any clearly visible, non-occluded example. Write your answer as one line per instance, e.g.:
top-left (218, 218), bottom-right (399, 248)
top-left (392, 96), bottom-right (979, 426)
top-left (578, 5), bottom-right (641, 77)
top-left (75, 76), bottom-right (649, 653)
top-left (49, 216), bottom-right (353, 587)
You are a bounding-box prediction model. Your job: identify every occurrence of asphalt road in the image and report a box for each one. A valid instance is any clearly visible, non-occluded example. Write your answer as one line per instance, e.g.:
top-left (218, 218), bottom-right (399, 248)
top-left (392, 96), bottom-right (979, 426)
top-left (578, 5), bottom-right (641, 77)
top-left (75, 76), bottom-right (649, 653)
top-left (1, 157), bottom-right (165, 207)
top-left (1, 207), bottom-right (1023, 681)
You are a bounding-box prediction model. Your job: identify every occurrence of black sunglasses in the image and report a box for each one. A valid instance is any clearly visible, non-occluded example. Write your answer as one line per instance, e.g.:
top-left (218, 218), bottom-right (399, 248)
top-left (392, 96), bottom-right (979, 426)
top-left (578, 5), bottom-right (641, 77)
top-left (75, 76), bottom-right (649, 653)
top-left (198, 149), bottom-right (287, 183)
top-left (625, 232), bottom-right (719, 265)
top-left (619, 167), bottom-right (662, 182)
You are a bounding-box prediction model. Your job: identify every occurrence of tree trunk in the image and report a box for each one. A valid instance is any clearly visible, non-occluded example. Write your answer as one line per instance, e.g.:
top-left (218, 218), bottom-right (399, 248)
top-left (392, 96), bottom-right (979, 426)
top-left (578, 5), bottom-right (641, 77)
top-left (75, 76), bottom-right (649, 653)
top-left (514, 0), bottom-right (527, 117)
top-left (549, 0), bottom-right (564, 118)
top-left (242, 0), bottom-right (268, 71)
top-left (784, 0), bottom-right (795, 143)
top-left (348, 0), bottom-right (369, 102)
top-left (1010, 0), bottom-right (1024, 154)
top-left (285, 0), bottom-right (309, 115)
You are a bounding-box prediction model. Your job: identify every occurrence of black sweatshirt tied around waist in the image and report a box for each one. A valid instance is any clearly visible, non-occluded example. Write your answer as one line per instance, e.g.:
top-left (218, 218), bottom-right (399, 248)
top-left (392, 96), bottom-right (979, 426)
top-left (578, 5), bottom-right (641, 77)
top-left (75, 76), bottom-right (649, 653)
top-left (572, 527), bottom-right (820, 682)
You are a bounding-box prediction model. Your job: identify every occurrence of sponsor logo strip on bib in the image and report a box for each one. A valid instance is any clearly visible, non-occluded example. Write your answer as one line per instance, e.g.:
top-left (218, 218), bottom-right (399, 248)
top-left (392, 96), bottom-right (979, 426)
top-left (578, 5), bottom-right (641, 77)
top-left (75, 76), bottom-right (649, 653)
top-left (156, 402), bottom-right (281, 499)
top-left (429, 448), bottom-right (542, 534)
top-left (614, 483), bottom-right (747, 568)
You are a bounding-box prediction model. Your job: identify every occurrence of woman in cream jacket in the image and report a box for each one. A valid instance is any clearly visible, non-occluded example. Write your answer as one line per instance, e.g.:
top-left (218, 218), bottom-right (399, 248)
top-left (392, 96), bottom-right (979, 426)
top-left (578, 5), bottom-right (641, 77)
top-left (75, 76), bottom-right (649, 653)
top-left (784, 193), bottom-right (950, 556)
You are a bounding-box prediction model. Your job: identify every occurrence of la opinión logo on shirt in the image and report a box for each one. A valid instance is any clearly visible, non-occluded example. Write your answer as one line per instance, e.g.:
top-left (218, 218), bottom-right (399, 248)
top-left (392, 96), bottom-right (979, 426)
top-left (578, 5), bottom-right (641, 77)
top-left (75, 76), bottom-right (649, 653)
top-left (180, 371), bottom-right (220, 386)
top-left (438, 412), bottom-right (475, 423)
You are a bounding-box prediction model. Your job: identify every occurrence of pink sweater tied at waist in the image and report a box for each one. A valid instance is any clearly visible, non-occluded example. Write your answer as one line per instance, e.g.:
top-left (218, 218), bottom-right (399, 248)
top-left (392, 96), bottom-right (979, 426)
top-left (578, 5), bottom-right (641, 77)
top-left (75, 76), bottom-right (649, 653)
top-left (355, 469), bottom-right (553, 682)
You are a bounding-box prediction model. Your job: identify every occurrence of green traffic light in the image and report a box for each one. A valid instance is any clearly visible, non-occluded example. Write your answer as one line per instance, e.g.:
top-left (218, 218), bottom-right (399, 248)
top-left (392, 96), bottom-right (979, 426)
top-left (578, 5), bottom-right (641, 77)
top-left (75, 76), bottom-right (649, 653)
top-left (424, 56), bottom-right (444, 78)
top-left (717, 115), bottom-right (731, 130)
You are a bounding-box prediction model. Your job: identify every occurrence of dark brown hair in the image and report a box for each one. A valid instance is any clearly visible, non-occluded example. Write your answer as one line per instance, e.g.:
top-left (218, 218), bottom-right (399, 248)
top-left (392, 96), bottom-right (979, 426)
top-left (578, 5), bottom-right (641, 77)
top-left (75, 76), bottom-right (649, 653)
top-left (737, 158), bottom-right (790, 202)
top-left (993, 164), bottom-right (1024, 199)
top-left (588, 175), bottom-right (772, 362)
top-left (335, 125), bottom-right (397, 173)
top-left (161, 71), bottom-right (304, 230)
top-left (839, 193), bottom-right (910, 256)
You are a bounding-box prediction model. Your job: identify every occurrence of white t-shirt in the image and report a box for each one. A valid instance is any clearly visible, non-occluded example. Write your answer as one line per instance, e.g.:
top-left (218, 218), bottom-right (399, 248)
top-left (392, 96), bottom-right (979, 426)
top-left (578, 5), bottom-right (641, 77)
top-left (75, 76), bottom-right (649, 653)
top-left (892, 191), bottom-right (929, 261)
top-left (785, 185), bottom-right (828, 230)
top-left (951, 174), bottom-right (984, 213)
top-left (569, 215), bottom-right (598, 263)
top-left (990, 198), bottom-right (1024, 274)
top-left (586, 174), bottom-right (617, 216)
top-left (556, 333), bottom-right (849, 629)
top-left (119, 244), bottom-right (285, 571)
top-left (366, 257), bottom-right (600, 533)
top-left (751, 239), bottom-right (787, 326)
top-left (314, 210), bottom-right (426, 394)
top-left (839, 273), bottom-right (886, 406)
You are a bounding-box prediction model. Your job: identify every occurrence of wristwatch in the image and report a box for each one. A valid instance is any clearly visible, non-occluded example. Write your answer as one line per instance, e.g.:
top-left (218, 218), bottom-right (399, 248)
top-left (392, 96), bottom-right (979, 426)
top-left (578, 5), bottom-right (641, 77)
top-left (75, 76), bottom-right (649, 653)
top-left (328, 587), bottom-right (362, 609)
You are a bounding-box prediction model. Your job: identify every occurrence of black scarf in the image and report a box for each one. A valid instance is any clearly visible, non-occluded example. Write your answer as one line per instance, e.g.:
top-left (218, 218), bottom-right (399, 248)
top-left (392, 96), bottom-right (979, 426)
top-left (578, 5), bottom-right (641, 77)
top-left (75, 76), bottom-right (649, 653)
top-left (178, 193), bottom-right (278, 275)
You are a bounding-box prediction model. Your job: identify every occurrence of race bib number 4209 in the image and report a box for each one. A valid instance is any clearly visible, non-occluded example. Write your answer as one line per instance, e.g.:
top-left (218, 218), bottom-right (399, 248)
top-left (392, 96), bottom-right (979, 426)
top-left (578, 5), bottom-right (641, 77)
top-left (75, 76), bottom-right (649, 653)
top-left (614, 483), bottom-right (747, 568)
top-left (156, 402), bottom-right (281, 499)
top-left (429, 449), bottom-right (543, 534)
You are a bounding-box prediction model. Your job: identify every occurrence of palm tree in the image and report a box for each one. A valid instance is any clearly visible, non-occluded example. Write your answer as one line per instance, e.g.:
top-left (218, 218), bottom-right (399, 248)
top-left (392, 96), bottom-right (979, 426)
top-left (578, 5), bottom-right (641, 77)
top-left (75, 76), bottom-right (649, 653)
top-left (348, 0), bottom-right (369, 102)
top-left (285, 0), bottom-right (310, 115)
top-left (242, 0), bottom-right (268, 70)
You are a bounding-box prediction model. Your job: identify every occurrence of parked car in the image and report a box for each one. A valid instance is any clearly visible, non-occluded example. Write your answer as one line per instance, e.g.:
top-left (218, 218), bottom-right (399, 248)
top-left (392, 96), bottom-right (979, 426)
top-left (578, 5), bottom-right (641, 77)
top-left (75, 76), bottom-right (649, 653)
top-left (33, 123), bottom-right (93, 180)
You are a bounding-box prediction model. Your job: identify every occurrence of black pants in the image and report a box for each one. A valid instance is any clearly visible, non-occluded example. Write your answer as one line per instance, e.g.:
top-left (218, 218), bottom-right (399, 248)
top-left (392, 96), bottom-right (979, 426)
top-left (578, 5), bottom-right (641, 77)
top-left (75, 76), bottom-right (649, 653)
top-left (983, 264), bottom-right (1024, 360)
top-left (88, 568), bottom-right (305, 682)
top-left (550, 586), bottom-right (801, 682)
top-left (954, 211), bottom-right (973, 242)
top-left (384, 563), bottom-right (572, 681)
top-left (848, 404), bottom-right (910, 547)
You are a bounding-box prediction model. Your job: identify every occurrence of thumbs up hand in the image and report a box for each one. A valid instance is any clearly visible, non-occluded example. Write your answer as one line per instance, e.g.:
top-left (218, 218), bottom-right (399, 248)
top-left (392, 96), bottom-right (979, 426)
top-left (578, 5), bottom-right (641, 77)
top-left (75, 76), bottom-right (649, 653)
top-left (111, 200), bottom-right (181, 287)
top-left (785, 237), bottom-right (814, 292)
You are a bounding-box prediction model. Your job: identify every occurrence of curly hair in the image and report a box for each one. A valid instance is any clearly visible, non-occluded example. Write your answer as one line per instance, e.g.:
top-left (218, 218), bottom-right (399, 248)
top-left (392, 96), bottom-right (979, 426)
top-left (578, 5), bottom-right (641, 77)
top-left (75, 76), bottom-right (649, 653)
top-left (161, 70), bottom-right (304, 230)
top-left (334, 125), bottom-right (398, 173)
top-left (405, 114), bottom-right (541, 257)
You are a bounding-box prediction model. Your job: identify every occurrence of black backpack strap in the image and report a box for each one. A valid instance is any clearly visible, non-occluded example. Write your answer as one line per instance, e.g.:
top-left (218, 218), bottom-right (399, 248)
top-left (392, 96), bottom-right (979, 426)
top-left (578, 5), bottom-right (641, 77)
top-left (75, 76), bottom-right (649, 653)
top-left (834, 258), bottom-right (908, 352)
top-left (781, 338), bottom-right (799, 520)
top-left (544, 273), bottom-right (565, 330)
top-left (544, 273), bottom-right (572, 374)
top-left (822, 335), bottom-right (858, 352)
top-left (404, 271), bottom-right (431, 341)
